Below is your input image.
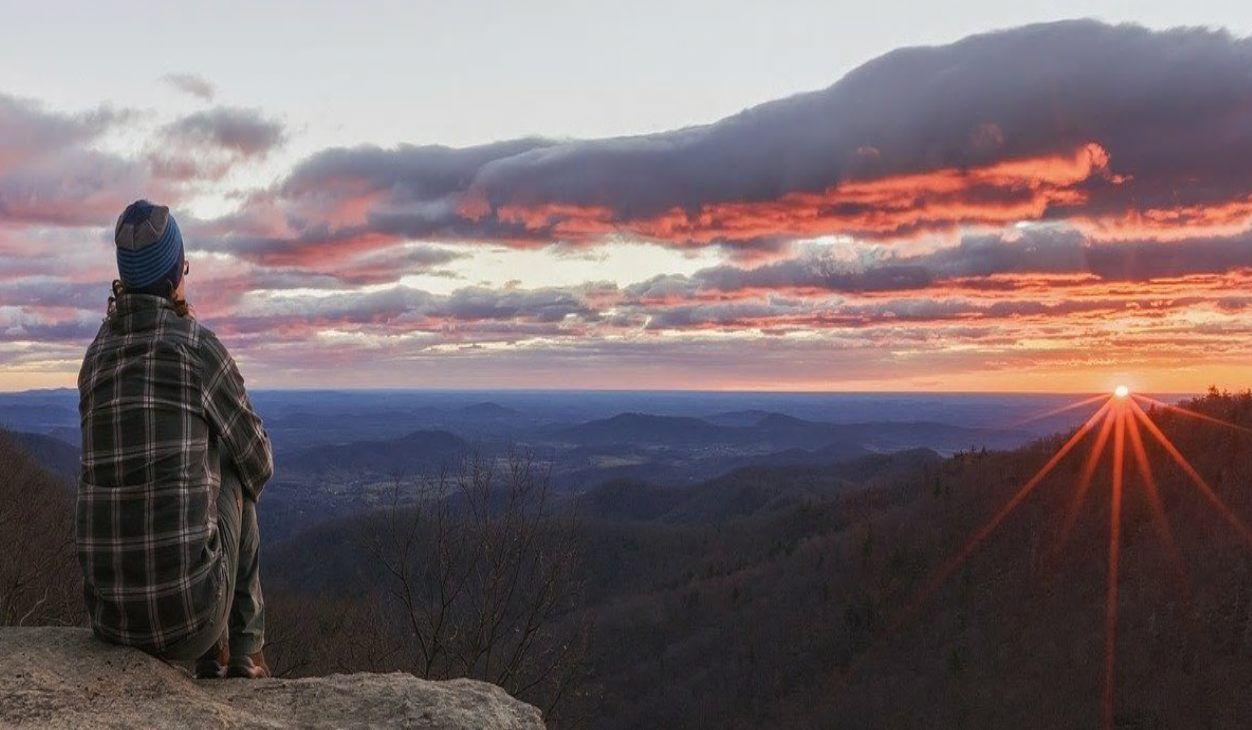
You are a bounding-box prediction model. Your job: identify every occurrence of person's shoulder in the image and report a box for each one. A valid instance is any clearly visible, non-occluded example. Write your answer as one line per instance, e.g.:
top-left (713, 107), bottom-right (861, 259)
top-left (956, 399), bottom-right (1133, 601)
top-left (191, 320), bottom-right (235, 364)
top-left (189, 316), bottom-right (216, 343)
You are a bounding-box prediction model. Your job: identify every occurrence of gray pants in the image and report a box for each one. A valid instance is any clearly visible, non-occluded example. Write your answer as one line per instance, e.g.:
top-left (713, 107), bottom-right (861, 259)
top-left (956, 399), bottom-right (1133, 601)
top-left (159, 455), bottom-right (266, 661)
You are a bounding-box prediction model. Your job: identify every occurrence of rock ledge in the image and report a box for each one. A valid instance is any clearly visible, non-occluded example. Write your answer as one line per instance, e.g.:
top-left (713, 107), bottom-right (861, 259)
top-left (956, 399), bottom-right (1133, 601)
top-left (0, 627), bottom-right (544, 729)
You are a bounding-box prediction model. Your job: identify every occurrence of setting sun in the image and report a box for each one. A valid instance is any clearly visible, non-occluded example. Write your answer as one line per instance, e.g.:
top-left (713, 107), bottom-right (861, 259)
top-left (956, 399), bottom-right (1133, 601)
top-left (1114, 385), bottom-right (1130, 398)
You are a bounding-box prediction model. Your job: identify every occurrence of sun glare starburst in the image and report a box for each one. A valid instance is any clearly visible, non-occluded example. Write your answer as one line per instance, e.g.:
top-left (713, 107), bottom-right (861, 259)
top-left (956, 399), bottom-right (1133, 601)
top-left (886, 382), bottom-right (1252, 730)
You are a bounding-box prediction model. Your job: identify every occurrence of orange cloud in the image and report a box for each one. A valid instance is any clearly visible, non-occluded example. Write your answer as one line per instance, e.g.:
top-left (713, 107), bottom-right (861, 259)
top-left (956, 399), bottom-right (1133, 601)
top-left (1080, 195), bottom-right (1252, 240)
top-left (488, 143), bottom-right (1113, 246)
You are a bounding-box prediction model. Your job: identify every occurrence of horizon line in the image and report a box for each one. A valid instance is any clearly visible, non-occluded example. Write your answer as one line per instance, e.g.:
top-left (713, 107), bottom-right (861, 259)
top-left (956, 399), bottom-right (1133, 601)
top-left (0, 385), bottom-right (1207, 397)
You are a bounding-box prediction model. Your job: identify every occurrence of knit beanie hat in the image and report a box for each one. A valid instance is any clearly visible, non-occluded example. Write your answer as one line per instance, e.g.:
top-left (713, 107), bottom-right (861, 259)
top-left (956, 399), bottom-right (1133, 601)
top-left (114, 200), bottom-right (185, 292)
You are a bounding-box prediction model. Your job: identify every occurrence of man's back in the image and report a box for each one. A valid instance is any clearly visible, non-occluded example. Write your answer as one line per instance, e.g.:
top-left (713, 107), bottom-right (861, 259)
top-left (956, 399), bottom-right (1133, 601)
top-left (77, 292), bottom-right (271, 653)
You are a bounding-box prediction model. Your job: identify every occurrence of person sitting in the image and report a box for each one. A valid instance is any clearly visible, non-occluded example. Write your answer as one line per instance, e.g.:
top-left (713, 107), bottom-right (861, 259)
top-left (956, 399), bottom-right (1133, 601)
top-left (77, 200), bottom-right (273, 679)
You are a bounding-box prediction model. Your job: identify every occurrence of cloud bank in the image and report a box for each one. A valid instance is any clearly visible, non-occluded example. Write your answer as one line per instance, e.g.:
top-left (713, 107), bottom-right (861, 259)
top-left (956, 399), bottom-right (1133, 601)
top-left (6, 20), bottom-right (1252, 390)
top-left (216, 20), bottom-right (1252, 264)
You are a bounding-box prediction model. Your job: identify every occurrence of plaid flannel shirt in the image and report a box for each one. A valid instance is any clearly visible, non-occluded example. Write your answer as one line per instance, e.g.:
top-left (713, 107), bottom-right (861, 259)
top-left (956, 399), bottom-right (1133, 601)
top-left (76, 293), bottom-right (272, 652)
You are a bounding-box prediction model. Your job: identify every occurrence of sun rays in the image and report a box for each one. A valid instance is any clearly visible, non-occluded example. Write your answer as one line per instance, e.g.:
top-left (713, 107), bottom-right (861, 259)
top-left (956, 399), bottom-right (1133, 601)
top-left (1102, 406), bottom-right (1125, 730)
top-left (896, 386), bottom-right (1252, 729)
top-left (1131, 393), bottom-right (1252, 435)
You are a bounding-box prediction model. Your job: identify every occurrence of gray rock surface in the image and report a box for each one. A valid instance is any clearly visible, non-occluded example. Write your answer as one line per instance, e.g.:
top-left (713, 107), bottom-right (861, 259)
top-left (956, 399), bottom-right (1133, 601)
top-left (0, 627), bottom-right (544, 729)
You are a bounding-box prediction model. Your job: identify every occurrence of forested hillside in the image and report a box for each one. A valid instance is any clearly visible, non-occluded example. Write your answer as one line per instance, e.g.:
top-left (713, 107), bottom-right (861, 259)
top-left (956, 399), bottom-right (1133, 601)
top-left (262, 393), bottom-right (1252, 728)
top-left (4, 393), bottom-right (1251, 728)
top-left (0, 431), bottom-right (80, 627)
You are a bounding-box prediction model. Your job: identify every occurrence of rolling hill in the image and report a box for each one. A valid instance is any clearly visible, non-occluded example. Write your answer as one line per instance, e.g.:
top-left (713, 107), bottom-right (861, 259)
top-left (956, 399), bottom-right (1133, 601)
top-left (549, 411), bottom-right (1027, 454)
top-left (6, 431), bottom-right (78, 482)
top-left (278, 429), bottom-right (469, 475)
top-left (263, 392), bottom-right (1252, 728)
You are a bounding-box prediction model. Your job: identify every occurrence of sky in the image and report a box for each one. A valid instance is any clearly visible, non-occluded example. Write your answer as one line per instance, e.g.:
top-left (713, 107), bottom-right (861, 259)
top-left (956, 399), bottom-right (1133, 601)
top-left (4, 2), bottom-right (1252, 392)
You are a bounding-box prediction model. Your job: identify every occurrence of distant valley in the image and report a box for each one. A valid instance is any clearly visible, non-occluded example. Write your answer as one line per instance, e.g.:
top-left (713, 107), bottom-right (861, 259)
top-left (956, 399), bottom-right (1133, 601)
top-left (0, 389), bottom-right (1155, 540)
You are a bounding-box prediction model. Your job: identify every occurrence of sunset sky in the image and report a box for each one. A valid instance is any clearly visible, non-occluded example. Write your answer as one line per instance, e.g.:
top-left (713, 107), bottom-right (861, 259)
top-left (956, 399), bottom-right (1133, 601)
top-left (5, 3), bottom-right (1252, 392)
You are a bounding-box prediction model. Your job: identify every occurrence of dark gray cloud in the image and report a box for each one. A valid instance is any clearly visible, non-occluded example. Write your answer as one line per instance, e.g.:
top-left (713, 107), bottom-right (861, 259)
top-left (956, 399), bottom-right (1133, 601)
top-left (922, 228), bottom-right (1252, 283)
top-left (161, 107), bottom-right (285, 158)
top-left (218, 20), bottom-right (1252, 257)
top-left (215, 284), bottom-right (601, 337)
top-left (200, 138), bottom-right (556, 262)
top-left (639, 293), bottom-right (1203, 331)
top-left (560, 19), bottom-right (1245, 219)
top-left (150, 107), bottom-right (286, 184)
top-left (323, 245), bottom-right (464, 286)
top-left (281, 138), bottom-right (554, 201)
top-left (625, 227), bottom-right (1252, 299)
top-left (152, 108), bottom-right (286, 181)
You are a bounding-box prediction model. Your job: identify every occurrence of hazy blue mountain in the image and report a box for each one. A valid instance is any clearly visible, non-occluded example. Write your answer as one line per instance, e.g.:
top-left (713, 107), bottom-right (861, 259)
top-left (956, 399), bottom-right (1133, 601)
top-left (0, 387), bottom-right (1164, 542)
top-left (0, 388), bottom-right (1190, 448)
top-left (703, 409), bottom-right (782, 427)
top-left (549, 410), bottom-right (1026, 454)
top-left (547, 413), bottom-right (738, 447)
top-left (458, 402), bottom-right (522, 418)
top-left (279, 429), bottom-right (469, 475)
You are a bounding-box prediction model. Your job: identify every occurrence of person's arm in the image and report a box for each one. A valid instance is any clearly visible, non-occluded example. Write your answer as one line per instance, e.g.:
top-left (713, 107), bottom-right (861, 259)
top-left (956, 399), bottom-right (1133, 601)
top-left (200, 330), bottom-right (273, 501)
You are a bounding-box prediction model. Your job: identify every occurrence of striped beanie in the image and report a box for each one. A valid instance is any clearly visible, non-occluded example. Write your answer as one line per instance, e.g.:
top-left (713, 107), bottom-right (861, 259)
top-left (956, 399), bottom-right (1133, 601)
top-left (114, 200), bottom-right (185, 292)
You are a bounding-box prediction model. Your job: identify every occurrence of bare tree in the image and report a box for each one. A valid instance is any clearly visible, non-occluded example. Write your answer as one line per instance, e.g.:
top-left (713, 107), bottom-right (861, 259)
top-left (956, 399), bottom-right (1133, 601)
top-left (366, 449), bottom-right (586, 717)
